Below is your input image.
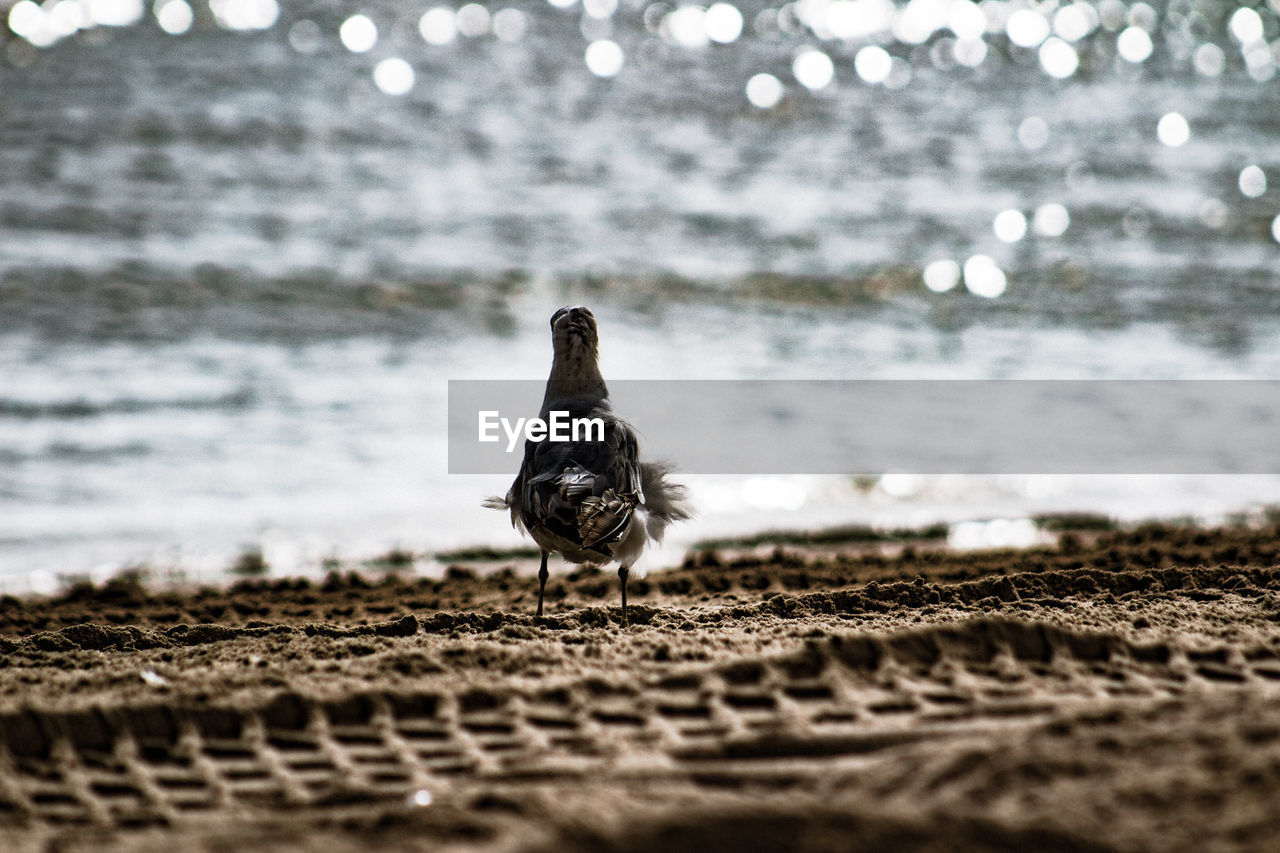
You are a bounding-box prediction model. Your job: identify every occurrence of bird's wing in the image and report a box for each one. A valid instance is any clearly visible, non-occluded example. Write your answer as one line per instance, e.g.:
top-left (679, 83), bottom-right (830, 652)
top-left (518, 410), bottom-right (642, 553)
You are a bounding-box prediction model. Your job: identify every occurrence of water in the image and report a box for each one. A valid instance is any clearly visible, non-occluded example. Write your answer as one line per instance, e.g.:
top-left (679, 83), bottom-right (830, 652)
top-left (2, 0), bottom-right (1280, 587)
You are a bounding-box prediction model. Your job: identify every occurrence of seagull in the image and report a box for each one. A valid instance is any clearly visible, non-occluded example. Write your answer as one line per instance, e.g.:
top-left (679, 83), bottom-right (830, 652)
top-left (484, 306), bottom-right (690, 626)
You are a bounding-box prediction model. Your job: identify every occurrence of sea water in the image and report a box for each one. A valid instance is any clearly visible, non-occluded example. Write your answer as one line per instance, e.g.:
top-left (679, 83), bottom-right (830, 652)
top-left (2, 0), bottom-right (1280, 587)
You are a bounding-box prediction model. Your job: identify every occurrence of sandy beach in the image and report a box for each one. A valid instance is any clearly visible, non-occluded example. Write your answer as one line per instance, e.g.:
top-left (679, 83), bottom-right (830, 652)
top-left (2, 518), bottom-right (1280, 852)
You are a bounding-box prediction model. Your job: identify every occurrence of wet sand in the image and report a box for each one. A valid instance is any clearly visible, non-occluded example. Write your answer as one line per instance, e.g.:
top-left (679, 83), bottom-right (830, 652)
top-left (3, 519), bottom-right (1280, 852)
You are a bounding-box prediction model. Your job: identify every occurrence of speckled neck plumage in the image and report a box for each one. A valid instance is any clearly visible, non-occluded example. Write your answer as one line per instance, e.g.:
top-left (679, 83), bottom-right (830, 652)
top-left (543, 329), bottom-right (608, 407)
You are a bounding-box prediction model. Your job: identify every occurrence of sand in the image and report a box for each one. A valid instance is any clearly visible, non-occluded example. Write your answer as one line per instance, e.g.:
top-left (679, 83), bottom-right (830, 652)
top-left (3, 520), bottom-right (1280, 852)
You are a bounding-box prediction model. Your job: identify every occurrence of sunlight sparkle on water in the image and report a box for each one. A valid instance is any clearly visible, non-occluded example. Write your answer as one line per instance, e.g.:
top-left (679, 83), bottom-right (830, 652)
top-left (705, 2), bottom-right (743, 42)
top-left (793, 47), bottom-right (835, 89)
top-left (209, 0), bottom-right (276, 31)
top-left (1017, 115), bottom-right (1049, 149)
top-left (949, 518), bottom-right (1039, 550)
top-left (664, 5), bottom-right (709, 47)
top-left (1116, 25), bottom-right (1153, 62)
top-left (1239, 165), bottom-right (1267, 198)
top-left (953, 37), bottom-right (987, 66)
top-left (1199, 199), bottom-right (1229, 229)
top-left (1243, 41), bottom-right (1275, 81)
top-left (583, 0), bottom-right (617, 18)
top-left (825, 0), bottom-right (893, 39)
top-left (993, 209), bottom-right (1027, 242)
top-left (48, 0), bottom-right (87, 38)
top-left (9, 0), bottom-right (55, 45)
top-left (456, 4), bottom-right (490, 36)
top-left (419, 8), bottom-right (457, 44)
top-left (923, 259), bottom-right (961, 292)
top-left (1156, 112), bottom-right (1190, 147)
top-left (1006, 9), bottom-right (1049, 48)
top-left (373, 58), bottom-right (415, 95)
top-left (585, 38), bottom-right (624, 76)
top-left (287, 18), bottom-right (321, 52)
top-left (745, 72), bottom-right (784, 107)
top-left (1229, 7), bottom-right (1264, 44)
top-left (1052, 3), bottom-right (1096, 42)
top-left (1032, 203), bottom-right (1070, 236)
top-left (963, 254), bottom-right (1007, 298)
top-left (854, 44), bottom-right (891, 82)
top-left (493, 8), bottom-right (528, 41)
top-left (893, 0), bottom-right (951, 45)
top-left (947, 0), bottom-right (985, 40)
top-left (1039, 36), bottom-right (1078, 77)
top-left (154, 0), bottom-right (191, 34)
top-left (339, 14), bottom-right (377, 52)
top-left (1194, 42), bottom-right (1225, 76)
top-left (89, 0), bottom-right (143, 27)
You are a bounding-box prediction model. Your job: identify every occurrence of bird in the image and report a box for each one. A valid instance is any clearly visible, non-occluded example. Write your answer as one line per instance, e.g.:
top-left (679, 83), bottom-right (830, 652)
top-left (484, 305), bottom-right (690, 626)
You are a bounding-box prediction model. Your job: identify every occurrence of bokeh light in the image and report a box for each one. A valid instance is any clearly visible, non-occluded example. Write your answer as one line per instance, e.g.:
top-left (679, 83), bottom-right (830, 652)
top-left (923, 259), bottom-right (960, 292)
top-left (854, 44), bottom-right (891, 83)
top-left (339, 14), bottom-right (377, 53)
top-left (1052, 3), bottom-right (1096, 42)
top-left (492, 8), bottom-right (528, 41)
top-left (947, 0), bottom-right (985, 40)
top-left (1032, 203), bottom-right (1070, 236)
top-left (953, 37), bottom-right (987, 67)
top-left (1018, 116), bottom-right (1049, 150)
top-left (1272, 214), bottom-right (1280, 244)
top-left (963, 254), bottom-right (1007, 298)
top-left (665, 5), bottom-right (709, 48)
top-left (893, 0), bottom-right (948, 45)
top-left (456, 3), bottom-right (490, 36)
top-left (89, 0), bottom-right (144, 27)
top-left (287, 19), bottom-right (322, 53)
top-left (1007, 9), bottom-right (1049, 47)
top-left (1116, 25), bottom-right (1153, 62)
top-left (209, 0), bottom-right (276, 30)
top-left (1239, 165), bottom-right (1267, 198)
top-left (993, 209), bottom-right (1027, 242)
top-left (373, 58), bottom-right (415, 95)
top-left (1229, 7), bottom-right (1264, 44)
top-left (1193, 43), bottom-right (1225, 77)
top-left (705, 2), bottom-right (743, 43)
top-left (745, 72), bottom-right (783, 108)
top-left (419, 8), bottom-right (457, 45)
top-left (825, 0), bottom-right (894, 39)
top-left (792, 48), bottom-right (834, 90)
top-left (585, 38), bottom-right (624, 76)
top-left (1156, 112), bottom-right (1189, 147)
top-left (1039, 36), bottom-right (1078, 78)
top-left (583, 0), bottom-right (617, 19)
top-left (154, 0), bottom-right (191, 34)
top-left (1199, 199), bottom-right (1229, 229)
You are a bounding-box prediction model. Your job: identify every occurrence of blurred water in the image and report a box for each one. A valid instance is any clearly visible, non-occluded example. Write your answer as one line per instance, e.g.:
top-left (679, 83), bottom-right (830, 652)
top-left (2, 0), bottom-right (1280, 586)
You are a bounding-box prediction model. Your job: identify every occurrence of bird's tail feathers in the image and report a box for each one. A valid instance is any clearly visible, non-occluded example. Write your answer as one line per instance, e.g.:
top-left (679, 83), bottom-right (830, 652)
top-left (639, 461), bottom-right (692, 543)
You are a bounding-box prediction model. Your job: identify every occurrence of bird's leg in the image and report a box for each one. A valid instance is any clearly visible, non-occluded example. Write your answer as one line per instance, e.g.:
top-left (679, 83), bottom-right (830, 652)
top-left (536, 551), bottom-right (549, 618)
top-left (618, 564), bottom-right (630, 627)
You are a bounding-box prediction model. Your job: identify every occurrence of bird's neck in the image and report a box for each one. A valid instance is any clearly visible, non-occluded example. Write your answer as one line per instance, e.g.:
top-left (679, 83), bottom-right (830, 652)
top-left (543, 346), bottom-right (608, 408)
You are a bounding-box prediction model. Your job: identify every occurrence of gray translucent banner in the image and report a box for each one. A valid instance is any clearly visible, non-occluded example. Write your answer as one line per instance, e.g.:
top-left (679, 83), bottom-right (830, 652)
top-left (448, 380), bottom-right (1280, 475)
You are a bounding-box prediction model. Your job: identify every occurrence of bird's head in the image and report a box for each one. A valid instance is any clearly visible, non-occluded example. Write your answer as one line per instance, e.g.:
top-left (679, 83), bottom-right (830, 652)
top-left (550, 305), bottom-right (599, 359)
